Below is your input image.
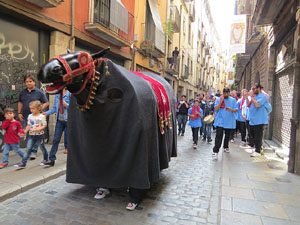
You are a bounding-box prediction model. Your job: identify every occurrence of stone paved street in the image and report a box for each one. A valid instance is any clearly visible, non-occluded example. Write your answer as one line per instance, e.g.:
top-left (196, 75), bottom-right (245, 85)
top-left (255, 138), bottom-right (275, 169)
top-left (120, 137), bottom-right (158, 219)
top-left (0, 128), bottom-right (222, 225)
top-left (1, 128), bottom-right (300, 225)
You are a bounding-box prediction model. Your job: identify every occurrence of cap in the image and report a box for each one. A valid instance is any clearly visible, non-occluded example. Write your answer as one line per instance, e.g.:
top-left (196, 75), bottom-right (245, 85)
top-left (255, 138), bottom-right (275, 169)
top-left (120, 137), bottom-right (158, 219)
top-left (254, 83), bottom-right (264, 89)
top-left (223, 87), bottom-right (230, 92)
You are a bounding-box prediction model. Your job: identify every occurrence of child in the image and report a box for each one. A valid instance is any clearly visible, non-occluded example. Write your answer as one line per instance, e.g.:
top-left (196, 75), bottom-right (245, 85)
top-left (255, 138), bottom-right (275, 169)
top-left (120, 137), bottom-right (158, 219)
top-left (0, 108), bottom-right (25, 168)
top-left (15, 101), bottom-right (49, 168)
top-left (188, 99), bottom-right (203, 149)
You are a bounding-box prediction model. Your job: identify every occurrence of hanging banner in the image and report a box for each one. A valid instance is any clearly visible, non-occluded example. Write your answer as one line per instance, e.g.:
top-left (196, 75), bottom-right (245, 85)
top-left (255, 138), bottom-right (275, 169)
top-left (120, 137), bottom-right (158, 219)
top-left (229, 15), bottom-right (247, 56)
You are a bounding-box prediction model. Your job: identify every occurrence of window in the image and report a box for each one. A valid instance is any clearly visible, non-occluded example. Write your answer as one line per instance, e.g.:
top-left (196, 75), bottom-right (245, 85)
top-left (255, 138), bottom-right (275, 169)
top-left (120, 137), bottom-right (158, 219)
top-left (94, 0), bottom-right (110, 27)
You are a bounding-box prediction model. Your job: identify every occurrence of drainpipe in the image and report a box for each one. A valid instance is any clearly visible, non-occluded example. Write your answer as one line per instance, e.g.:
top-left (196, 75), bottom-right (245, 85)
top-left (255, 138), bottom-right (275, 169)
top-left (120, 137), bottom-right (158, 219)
top-left (69, 0), bottom-right (75, 51)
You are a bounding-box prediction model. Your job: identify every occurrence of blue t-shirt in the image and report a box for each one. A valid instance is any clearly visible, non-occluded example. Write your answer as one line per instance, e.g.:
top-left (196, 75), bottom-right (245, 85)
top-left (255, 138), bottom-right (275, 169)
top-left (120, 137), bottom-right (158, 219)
top-left (188, 107), bottom-right (203, 128)
top-left (213, 96), bottom-right (238, 129)
top-left (18, 87), bottom-right (48, 119)
top-left (242, 98), bottom-right (250, 121)
top-left (249, 93), bottom-right (269, 125)
top-left (236, 98), bottom-right (246, 122)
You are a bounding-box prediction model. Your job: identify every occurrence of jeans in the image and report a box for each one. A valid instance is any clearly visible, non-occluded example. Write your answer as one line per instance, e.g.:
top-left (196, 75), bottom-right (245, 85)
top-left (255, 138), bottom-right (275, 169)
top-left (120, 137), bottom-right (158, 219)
top-left (203, 123), bottom-right (212, 139)
top-left (213, 127), bottom-right (233, 153)
top-left (22, 119), bottom-right (38, 154)
top-left (22, 135), bottom-right (48, 165)
top-left (178, 114), bottom-right (188, 134)
top-left (49, 120), bottom-right (68, 162)
top-left (250, 124), bottom-right (264, 153)
top-left (191, 127), bottom-right (200, 144)
top-left (2, 143), bottom-right (25, 164)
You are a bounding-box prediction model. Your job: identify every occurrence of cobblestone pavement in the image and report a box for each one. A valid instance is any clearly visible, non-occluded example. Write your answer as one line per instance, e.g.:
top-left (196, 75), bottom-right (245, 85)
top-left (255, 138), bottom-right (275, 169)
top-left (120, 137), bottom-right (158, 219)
top-left (0, 128), bottom-right (222, 225)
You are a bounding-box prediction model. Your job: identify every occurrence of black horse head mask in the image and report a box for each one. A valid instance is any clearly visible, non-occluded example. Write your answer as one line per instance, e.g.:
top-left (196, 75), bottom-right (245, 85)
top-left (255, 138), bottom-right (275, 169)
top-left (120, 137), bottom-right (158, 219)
top-left (38, 48), bottom-right (110, 111)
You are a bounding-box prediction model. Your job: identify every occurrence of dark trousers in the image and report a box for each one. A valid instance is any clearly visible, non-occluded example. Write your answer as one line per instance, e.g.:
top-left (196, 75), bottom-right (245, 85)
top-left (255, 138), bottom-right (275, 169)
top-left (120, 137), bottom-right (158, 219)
top-left (129, 188), bottom-right (145, 204)
top-left (250, 124), bottom-right (264, 153)
top-left (239, 121), bottom-right (246, 142)
top-left (213, 127), bottom-right (233, 153)
top-left (246, 120), bottom-right (254, 147)
top-left (191, 127), bottom-right (200, 144)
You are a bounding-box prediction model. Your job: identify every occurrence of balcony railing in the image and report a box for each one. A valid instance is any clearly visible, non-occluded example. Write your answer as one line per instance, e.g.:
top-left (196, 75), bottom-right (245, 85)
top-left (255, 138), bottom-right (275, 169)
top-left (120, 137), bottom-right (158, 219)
top-left (169, 6), bottom-right (180, 33)
top-left (165, 57), bottom-right (180, 75)
top-left (25, 0), bottom-right (62, 8)
top-left (85, 0), bottom-right (134, 47)
top-left (141, 23), bottom-right (165, 58)
top-left (182, 65), bottom-right (189, 79)
top-left (189, 4), bottom-right (195, 22)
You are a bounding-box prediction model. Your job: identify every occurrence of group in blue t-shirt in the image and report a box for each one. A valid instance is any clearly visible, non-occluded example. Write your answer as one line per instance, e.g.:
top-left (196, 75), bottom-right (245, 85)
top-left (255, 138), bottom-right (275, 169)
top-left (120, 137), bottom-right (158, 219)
top-left (213, 97), bottom-right (238, 129)
top-left (249, 93), bottom-right (269, 125)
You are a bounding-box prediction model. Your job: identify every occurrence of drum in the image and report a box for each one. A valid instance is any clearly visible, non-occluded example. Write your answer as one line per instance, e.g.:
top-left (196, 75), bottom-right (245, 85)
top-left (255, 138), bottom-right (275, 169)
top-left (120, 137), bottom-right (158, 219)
top-left (203, 115), bottom-right (214, 124)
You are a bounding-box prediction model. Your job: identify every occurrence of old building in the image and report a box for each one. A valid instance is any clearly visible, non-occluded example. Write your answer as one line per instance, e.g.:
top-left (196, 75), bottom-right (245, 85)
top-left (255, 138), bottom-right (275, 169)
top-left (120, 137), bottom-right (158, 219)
top-left (0, 0), bottom-right (134, 144)
top-left (234, 0), bottom-right (300, 175)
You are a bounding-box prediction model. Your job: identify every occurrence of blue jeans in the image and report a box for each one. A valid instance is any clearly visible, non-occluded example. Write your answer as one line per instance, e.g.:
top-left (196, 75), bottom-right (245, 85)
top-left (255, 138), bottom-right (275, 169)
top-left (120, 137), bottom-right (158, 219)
top-left (203, 123), bottom-right (212, 139)
top-left (2, 143), bottom-right (25, 164)
top-left (22, 135), bottom-right (48, 165)
top-left (49, 120), bottom-right (68, 162)
top-left (178, 114), bottom-right (188, 134)
top-left (22, 119), bottom-right (38, 154)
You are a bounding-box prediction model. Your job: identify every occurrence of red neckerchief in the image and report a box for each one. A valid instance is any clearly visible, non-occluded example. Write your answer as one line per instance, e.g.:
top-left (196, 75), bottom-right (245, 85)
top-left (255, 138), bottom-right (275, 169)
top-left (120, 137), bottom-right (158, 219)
top-left (191, 106), bottom-right (200, 120)
top-left (240, 97), bottom-right (244, 109)
top-left (220, 99), bottom-right (226, 108)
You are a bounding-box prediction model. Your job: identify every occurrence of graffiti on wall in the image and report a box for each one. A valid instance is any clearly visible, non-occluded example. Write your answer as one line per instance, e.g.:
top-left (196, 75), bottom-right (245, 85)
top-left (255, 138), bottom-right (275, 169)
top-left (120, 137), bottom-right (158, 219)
top-left (0, 32), bottom-right (38, 150)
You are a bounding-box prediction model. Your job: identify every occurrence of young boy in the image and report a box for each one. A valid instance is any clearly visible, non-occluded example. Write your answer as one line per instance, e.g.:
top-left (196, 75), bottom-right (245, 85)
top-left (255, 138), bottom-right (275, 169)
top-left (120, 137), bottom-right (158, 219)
top-left (15, 101), bottom-right (49, 168)
top-left (0, 108), bottom-right (25, 168)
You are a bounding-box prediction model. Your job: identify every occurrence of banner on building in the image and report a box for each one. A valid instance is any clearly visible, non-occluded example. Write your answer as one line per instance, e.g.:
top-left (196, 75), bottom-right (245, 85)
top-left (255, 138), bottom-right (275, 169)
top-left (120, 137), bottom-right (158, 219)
top-left (229, 15), bottom-right (247, 56)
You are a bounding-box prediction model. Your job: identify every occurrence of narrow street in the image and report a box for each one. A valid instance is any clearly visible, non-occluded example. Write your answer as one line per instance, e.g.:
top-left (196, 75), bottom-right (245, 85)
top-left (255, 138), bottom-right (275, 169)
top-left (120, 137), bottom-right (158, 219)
top-left (0, 129), bottom-right (221, 225)
top-left (1, 129), bottom-right (300, 225)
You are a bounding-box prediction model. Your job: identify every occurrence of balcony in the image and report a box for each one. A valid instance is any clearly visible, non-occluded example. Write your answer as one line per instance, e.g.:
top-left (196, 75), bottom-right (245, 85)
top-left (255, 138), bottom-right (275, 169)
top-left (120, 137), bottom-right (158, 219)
top-left (252, 0), bottom-right (286, 25)
top-left (141, 23), bottom-right (165, 58)
top-left (165, 57), bottom-right (180, 75)
top-left (25, 0), bottom-right (62, 8)
top-left (169, 6), bottom-right (180, 33)
top-left (188, 4), bottom-right (195, 22)
top-left (182, 65), bottom-right (189, 79)
top-left (85, 0), bottom-right (134, 47)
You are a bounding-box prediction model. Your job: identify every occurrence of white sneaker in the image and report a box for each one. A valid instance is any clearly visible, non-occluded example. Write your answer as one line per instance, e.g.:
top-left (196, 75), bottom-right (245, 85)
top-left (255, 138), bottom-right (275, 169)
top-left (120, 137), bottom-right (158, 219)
top-left (230, 139), bottom-right (235, 143)
top-left (94, 188), bottom-right (110, 199)
top-left (223, 148), bottom-right (230, 153)
top-left (126, 202), bottom-right (138, 210)
top-left (250, 152), bottom-right (261, 157)
top-left (193, 144), bottom-right (197, 149)
top-left (212, 152), bottom-right (218, 159)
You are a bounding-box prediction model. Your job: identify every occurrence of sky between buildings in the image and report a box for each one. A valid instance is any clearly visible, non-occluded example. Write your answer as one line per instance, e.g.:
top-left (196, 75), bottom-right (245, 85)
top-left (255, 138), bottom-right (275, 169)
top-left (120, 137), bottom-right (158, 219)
top-left (209, 0), bottom-right (235, 51)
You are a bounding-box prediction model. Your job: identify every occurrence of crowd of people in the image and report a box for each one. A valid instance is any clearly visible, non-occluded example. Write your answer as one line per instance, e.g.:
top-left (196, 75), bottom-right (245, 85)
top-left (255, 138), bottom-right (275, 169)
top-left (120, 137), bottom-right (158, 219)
top-left (176, 83), bottom-right (272, 159)
top-left (0, 74), bottom-right (70, 169)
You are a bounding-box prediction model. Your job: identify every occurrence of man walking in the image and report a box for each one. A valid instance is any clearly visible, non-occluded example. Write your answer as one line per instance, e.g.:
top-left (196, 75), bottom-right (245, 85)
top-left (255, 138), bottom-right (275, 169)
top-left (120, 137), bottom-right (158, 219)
top-left (201, 92), bottom-right (214, 143)
top-left (237, 89), bottom-right (248, 146)
top-left (212, 87), bottom-right (238, 159)
top-left (177, 95), bottom-right (189, 136)
top-left (18, 74), bottom-right (49, 159)
top-left (249, 83), bottom-right (270, 157)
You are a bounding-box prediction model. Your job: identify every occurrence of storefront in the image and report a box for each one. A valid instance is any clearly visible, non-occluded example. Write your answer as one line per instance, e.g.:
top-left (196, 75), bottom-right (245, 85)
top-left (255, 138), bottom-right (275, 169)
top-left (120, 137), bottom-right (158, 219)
top-left (0, 14), bottom-right (49, 149)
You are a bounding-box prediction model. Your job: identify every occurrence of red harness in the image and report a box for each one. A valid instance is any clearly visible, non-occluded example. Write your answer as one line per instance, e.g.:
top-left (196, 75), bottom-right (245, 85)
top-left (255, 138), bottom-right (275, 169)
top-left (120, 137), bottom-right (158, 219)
top-left (51, 52), bottom-right (104, 113)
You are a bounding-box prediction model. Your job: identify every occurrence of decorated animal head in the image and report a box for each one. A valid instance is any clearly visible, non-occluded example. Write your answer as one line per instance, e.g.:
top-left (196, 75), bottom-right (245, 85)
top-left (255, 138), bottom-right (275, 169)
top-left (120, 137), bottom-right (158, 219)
top-left (38, 48), bottom-right (110, 95)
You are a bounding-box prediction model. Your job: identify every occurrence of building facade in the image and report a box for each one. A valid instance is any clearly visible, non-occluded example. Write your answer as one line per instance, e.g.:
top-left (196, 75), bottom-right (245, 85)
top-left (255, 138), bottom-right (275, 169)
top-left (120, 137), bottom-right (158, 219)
top-left (234, 0), bottom-right (300, 175)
